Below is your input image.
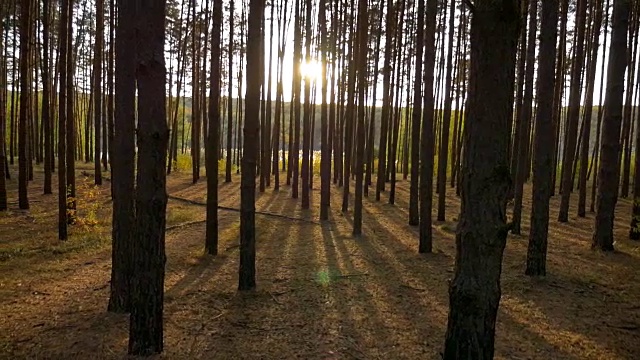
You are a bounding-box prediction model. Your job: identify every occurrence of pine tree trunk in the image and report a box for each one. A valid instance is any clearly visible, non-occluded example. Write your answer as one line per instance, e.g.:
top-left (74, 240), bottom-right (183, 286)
top-left (593, 0), bottom-right (630, 251)
top-left (558, 0), bottom-right (587, 222)
top-left (436, 0), bottom-right (456, 221)
top-left (578, 0), bottom-right (604, 217)
top-left (58, 0), bottom-right (69, 240)
top-left (301, 0), bottom-right (312, 209)
top-left (376, 0), bottom-right (395, 201)
top-left (65, 0), bottom-right (76, 222)
top-left (18, 0), bottom-right (32, 210)
top-left (409, 0), bottom-right (425, 226)
top-left (239, 0), bottom-right (264, 291)
top-left (108, 0), bottom-right (136, 314)
top-left (319, 0), bottom-right (330, 220)
top-left (512, 0), bottom-right (537, 234)
top-left (443, 1), bottom-right (520, 357)
top-left (42, 0), bottom-right (52, 195)
top-left (94, 0), bottom-right (104, 186)
top-left (206, 0), bottom-right (223, 255)
top-left (419, 0), bottom-right (437, 253)
top-left (225, 0), bottom-right (234, 183)
top-left (353, 0), bottom-right (368, 235)
top-left (526, 0), bottom-right (559, 277)
top-left (128, 0), bottom-right (168, 354)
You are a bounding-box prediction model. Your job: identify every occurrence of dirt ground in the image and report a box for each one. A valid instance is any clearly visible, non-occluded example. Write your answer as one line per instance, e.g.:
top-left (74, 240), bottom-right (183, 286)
top-left (1, 163), bottom-right (639, 359)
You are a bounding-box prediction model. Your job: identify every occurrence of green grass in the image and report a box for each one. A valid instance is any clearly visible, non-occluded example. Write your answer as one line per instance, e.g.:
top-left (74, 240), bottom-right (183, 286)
top-left (0, 231), bottom-right (109, 262)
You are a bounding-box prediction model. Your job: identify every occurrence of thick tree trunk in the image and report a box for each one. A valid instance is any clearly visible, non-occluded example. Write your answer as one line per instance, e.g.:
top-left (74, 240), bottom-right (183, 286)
top-left (443, 0), bottom-right (520, 357)
top-left (109, 0), bottom-right (137, 314)
top-left (593, 0), bottom-right (630, 251)
top-left (239, 0), bottom-right (264, 291)
top-left (526, 0), bottom-right (559, 277)
top-left (128, 0), bottom-right (168, 355)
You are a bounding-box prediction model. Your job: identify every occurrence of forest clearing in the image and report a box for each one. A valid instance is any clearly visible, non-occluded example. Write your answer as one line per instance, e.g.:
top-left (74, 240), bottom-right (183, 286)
top-left (1, 163), bottom-right (639, 359)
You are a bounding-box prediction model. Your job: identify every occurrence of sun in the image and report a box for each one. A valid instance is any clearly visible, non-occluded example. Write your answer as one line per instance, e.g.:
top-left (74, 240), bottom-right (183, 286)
top-left (300, 60), bottom-right (324, 81)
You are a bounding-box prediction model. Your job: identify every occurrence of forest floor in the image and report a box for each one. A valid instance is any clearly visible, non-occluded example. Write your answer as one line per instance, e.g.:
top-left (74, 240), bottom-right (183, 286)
top-left (1, 162), bottom-right (640, 359)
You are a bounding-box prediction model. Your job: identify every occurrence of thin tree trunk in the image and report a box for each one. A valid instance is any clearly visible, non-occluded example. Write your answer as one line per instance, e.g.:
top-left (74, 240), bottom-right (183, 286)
top-left (419, 0), bottom-right (437, 253)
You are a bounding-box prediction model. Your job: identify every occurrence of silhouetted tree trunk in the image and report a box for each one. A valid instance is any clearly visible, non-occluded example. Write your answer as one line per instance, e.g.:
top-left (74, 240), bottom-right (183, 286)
top-left (108, 0), bottom-right (136, 314)
top-left (578, 0), bottom-right (603, 217)
top-left (353, 0), bottom-right (368, 235)
top-left (319, 0), bottom-right (330, 220)
top-left (512, 0), bottom-right (537, 234)
top-left (42, 0), bottom-right (53, 195)
top-left (376, 0), bottom-right (395, 201)
top-left (619, 14), bottom-right (638, 199)
top-left (593, 0), bottom-right (630, 251)
top-left (558, 0), bottom-right (587, 222)
top-left (206, 0), bottom-right (222, 255)
top-left (239, 0), bottom-right (264, 291)
top-left (443, 0), bottom-right (520, 357)
top-left (301, 0), bottom-right (312, 209)
top-left (526, 0), bottom-right (559, 276)
top-left (94, 0), bottom-right (104, 186)
top-left (291, 0), bottom-right (301, 199)
top-left (436, 0), bottom-right (455, 221)
top-left (58, 0), bottom-right (69, 240)
top-left (66, 0), bottom-right (76, 223)
top-left (409, 0), bottom-right (425, 226)
top-left (128, 0), bottom-right (168, 355)
top-left (591, 0), bottom-right (610, 213)
top-left (419, 0), bottom-right (437, 253)
top-left (225, 0), bottom-right (234, 183)
top-left (18, 0), bottom-right (32, 210)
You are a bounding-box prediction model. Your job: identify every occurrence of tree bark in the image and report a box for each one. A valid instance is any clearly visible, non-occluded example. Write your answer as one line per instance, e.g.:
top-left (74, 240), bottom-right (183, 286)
top-left (128, 0), bottom-right (169, 354)
top-left (94, 0), bottom-right (105, 186)
top-left (512, 0), bottom-right (538, 234)
top-left (206, 0), bottom-right (223, 255)
top-left (558, 0), bottom-right (587, 222)
top-left (593, 0), bottom-right (630, 251)
top-left (526, 0), bottom-right (559, 277)
top-left (109, 0), bottom-right (136, 314)
top-left (409, 0), bottom-right (425, 226)
top-left (239, 0), bottom-right (264, 291)
top-left (443, 0), bottom-right (520, 357)
top-left (419, 0), bottom-right (437, 253)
